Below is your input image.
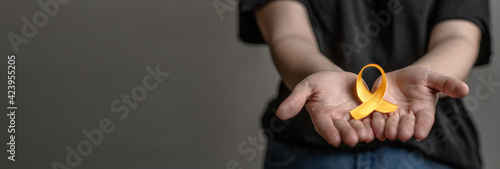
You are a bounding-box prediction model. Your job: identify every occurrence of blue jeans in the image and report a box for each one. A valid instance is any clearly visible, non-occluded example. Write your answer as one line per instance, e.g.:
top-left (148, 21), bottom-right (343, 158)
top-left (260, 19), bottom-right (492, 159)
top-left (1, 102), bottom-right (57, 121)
top-left (264, 141), bottom-right (455, 169)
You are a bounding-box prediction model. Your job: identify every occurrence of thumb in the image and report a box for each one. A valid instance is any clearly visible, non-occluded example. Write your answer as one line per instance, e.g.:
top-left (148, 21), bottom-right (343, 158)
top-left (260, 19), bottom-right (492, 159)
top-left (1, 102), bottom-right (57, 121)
top-left (426, 71), bottom-right (469, 98)
top-left (277, 81), bottom-right (312, 120)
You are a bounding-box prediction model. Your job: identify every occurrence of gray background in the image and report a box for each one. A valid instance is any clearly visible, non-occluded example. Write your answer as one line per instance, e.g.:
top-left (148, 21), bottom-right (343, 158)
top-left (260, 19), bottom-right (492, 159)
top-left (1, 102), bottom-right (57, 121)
top-left (0, 0), bottom-right (498, 168)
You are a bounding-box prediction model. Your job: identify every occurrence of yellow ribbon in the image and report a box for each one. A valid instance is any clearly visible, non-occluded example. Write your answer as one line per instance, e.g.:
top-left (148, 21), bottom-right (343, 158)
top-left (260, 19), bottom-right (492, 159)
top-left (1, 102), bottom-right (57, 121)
top-left (350, 64), bottom-right (398, 120)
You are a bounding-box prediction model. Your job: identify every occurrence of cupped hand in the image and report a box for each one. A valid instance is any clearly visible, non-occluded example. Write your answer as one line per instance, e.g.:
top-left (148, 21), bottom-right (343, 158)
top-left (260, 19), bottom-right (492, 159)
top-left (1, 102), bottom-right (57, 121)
top-left (276, 71), bottom-right (375, 147)
top-left (370, 66), bottom-right (469, 142)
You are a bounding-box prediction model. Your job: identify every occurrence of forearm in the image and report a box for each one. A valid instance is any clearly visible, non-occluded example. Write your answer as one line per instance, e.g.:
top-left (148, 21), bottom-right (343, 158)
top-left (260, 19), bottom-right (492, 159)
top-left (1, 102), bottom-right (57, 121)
top-left (411, 20), bottom-right (481, 81)
top-left (269, 36), bottom-right (342, 90)
top-left (255, 1), bottom-right (342, 90)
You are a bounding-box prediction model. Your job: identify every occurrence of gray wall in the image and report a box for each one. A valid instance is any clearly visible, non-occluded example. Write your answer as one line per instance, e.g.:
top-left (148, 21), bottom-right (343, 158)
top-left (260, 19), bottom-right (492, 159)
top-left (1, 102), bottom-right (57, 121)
top-left (0, 0), bottom-right (498, 168)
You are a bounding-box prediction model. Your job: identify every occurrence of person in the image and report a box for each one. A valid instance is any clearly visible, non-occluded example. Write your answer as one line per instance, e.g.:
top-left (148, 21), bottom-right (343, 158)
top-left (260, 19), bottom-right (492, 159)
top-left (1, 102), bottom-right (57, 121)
top-left (239, 0), bottom-right (491, 168)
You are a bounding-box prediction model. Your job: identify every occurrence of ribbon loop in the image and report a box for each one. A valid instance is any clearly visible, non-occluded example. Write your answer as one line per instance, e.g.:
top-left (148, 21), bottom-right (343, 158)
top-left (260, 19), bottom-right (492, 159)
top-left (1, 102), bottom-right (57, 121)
top-left (350, 64), bottom-right (398, 120)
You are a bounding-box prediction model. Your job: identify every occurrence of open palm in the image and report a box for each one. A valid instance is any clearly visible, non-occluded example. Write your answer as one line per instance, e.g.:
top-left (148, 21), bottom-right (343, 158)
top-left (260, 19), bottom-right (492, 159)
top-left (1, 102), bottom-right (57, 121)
top-left (277, 71), bottom-right (375, 147)
top-left (370, 66), bottom-right (469, 141)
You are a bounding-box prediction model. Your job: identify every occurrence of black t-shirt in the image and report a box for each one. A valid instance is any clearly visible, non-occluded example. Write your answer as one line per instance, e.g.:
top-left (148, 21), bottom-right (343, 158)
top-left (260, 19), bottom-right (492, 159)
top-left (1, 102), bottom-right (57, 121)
top-left (239, 0), bottom-right (491, 169)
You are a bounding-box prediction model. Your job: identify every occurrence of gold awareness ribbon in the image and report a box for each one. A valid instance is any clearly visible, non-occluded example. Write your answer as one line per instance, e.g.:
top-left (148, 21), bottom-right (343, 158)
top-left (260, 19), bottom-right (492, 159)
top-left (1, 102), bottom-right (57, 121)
top-left (350, 64), bottom-right (398, 120)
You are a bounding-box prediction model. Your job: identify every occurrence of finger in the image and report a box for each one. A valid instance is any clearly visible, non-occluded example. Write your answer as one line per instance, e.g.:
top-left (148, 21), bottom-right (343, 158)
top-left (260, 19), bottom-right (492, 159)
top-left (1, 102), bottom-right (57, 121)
top-left (414, 107), bottom-right (435, 140)
top-left (312, 114), bottom-right (341, 147)
top-left (362, 117), bottom-right (375, 143)
top-left (276, 81), bottom-right (312, 120)
top-left (371, 112), bottom-right (386, 141)
top-left (384, 114), bottom-right (400, 141)
top-left (349, 119), bottom-right (367, 142)
top-left (371, 78), bottom-right (382, 93)
top-left (426, 71), bottom-right (469, 98)
top-left (397, 114), bottom-right (416, 142)
top-left (333, 119), bottom-right (358, 147)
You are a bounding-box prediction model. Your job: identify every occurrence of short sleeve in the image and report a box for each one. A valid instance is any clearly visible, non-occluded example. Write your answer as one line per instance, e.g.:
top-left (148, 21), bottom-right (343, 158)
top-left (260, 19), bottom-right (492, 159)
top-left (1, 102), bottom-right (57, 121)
top-left (430, 0), bottom-right (492, 66)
